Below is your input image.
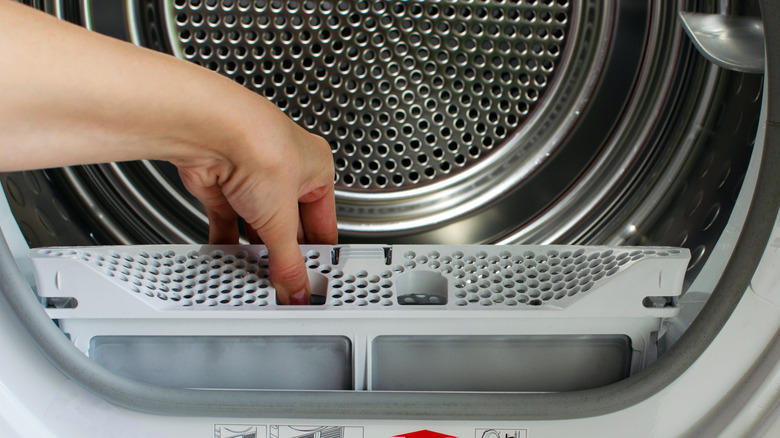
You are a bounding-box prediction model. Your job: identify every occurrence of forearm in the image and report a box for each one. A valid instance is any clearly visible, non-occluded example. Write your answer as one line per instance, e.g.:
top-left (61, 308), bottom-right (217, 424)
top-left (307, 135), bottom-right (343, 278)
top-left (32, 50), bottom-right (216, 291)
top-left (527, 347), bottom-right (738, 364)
top-left (0, 1), bottom-right (262, 171)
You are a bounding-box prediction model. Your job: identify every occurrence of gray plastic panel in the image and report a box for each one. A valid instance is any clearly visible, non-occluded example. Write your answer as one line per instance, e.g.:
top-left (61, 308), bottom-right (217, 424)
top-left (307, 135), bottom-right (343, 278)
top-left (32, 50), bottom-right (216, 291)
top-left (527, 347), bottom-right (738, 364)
top-left (90, 335), bottom-right (352, 390)
top-left (371, 335), bottom-right (631, 392)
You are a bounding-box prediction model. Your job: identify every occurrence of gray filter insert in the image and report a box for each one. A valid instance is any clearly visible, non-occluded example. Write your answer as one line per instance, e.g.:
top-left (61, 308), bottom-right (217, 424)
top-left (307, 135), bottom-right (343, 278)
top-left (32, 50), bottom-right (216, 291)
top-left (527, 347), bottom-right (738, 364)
top-left (371, 335), bottom-right (631, 392)
top-left (90, 336), bottom-right (352, 390)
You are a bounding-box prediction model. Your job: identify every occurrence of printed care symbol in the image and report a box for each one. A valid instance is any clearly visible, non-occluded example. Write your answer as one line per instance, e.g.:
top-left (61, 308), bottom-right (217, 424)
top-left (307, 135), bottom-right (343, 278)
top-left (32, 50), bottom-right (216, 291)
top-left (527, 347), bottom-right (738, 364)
top-left (478, 429), bottom-right (528, 438)
top-left (393, 430), bottom-right (459, 438)
top-left (214, 424), bottom-right (260, 438)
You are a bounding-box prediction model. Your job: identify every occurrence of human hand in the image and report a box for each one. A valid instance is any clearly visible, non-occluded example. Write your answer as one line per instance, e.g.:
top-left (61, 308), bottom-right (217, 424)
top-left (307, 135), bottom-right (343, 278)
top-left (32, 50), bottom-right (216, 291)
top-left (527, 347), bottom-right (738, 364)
top-left (174, 99), bottom-right (337, 305)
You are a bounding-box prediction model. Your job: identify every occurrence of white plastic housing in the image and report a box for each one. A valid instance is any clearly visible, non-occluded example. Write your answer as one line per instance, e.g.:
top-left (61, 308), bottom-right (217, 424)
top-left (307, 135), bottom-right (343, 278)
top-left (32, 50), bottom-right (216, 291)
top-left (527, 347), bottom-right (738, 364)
top-left (30, 244), bottom-right (689, 392)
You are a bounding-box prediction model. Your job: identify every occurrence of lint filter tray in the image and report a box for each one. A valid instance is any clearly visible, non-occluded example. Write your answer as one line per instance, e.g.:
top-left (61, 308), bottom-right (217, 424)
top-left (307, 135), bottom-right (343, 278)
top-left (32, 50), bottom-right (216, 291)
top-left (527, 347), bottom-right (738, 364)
top-left (30, 244), bottom-right (689, 392)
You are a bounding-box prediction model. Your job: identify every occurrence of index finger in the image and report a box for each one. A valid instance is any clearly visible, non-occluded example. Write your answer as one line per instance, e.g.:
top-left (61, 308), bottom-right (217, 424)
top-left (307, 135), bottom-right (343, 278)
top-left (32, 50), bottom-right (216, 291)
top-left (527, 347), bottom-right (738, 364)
top-left (251, 200), bottom-right (310, 305)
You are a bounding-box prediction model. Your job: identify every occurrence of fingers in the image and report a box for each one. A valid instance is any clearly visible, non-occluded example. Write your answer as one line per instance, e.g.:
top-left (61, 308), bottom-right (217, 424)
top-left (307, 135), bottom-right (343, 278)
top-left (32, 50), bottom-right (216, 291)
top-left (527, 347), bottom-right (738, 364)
top-left (178, 168), bottom-right (241, 245)
top-left (297, 134), bottom-right (337, 245)
top-left (206, 209), bottom-right (240, 244)
top-left (244, 221), bottom-right (263, 244)
top-left (176, 114), bottom-right (335, 305)
top-left (245, 191), bottom-right (332, 305)
top-left (297, 220), bottom-right (305, 244)
top-left (239, 212), bottom-right (311, 305)
top-left (300, 187), bottom-right (338, 245)
top-left (250, 201), bottom-right (311, 305)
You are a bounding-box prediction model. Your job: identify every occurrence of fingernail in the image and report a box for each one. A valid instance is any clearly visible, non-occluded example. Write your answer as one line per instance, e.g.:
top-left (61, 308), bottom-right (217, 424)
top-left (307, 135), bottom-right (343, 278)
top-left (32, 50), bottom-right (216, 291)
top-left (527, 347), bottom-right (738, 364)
top-left (289, 288), bottom-right (310, 305)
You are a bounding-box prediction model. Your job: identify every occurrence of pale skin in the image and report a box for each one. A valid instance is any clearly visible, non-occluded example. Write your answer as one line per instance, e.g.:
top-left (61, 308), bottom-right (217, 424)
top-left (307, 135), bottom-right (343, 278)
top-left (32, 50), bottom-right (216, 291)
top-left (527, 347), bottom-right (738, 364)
top-left (0, 1), bottom-right (338, 304)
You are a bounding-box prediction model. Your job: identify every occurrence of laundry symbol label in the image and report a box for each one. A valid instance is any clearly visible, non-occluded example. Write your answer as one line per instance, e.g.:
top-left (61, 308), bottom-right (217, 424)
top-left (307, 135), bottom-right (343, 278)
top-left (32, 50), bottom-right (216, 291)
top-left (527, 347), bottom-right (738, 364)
top-left (214, 424), bottom-right (266, 438)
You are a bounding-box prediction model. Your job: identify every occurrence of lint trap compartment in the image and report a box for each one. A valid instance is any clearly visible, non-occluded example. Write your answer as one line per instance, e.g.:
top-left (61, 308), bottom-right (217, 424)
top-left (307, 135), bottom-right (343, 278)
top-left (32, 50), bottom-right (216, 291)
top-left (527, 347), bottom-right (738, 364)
top-left (31, 244), bottom-right (688, 392)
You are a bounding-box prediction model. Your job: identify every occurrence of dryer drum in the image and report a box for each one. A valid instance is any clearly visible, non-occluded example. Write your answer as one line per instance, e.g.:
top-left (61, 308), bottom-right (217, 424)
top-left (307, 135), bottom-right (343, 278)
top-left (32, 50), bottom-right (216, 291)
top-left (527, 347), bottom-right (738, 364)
top-left (1, 0), bottom-right (763, 288)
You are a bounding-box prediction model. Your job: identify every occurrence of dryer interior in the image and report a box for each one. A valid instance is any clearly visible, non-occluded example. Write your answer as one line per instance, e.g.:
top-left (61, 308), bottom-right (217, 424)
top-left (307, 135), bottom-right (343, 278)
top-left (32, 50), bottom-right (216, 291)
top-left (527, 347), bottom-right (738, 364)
top-left (0, 0), bottom-right (768, 397)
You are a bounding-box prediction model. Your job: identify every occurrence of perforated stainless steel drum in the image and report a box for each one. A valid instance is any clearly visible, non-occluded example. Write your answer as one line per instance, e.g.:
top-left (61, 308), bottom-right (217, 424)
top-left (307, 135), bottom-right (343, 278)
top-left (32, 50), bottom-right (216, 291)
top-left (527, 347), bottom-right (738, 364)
top-left (162, 0), bottom-right (606, 237)
top-left (1, 0), bottom-right (763, 288)
top-left (169, 0), bottom-right (581, 192)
